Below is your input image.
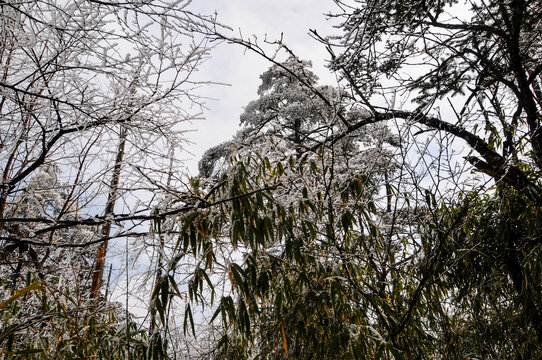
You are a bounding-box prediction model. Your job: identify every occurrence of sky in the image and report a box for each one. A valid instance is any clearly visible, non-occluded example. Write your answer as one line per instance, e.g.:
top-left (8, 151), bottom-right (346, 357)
top-left (183, 0), bottom-right (342, 174)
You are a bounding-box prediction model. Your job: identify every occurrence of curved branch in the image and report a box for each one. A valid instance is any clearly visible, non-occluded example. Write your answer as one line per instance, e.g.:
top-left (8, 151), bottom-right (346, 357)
top-left (317, 109), bottom-right (542, 202)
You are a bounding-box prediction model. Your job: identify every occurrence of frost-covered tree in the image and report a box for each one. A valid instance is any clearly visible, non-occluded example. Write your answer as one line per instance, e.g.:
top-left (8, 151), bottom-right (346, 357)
top-left (1, 164), bottom-right (94, 288)
top-left (0, 0), bottom-right (212, 291)
top-left (0, 0), bottom-right (216, 357)
top-left (200, 57), bottom-right (397, 183)
top-left (0, 165), bottom-right (155, 358)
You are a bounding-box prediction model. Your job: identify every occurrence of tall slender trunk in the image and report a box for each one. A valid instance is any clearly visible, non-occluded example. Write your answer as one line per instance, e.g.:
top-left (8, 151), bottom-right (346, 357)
top-left (90, 126), bottom-right (126, 299)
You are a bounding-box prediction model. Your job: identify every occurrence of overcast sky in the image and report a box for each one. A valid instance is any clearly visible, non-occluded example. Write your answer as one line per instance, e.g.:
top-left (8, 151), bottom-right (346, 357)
top-left (183, 0), bottom-right (342, 174)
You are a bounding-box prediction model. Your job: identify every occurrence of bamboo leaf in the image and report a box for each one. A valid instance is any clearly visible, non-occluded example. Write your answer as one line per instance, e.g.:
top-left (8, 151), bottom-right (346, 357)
top-left (281, 323), bottom-right (288, 357)
top-left (0, 281), bottom-right (42, 309)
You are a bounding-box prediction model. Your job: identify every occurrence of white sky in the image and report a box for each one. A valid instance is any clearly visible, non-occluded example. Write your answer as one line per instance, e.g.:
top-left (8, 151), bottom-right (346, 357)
top-left (183, 0), bottom-right (342, 174)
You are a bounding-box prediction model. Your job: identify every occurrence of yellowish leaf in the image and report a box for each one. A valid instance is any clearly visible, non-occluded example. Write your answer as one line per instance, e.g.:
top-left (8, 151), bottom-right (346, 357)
top-left (0, 281), bottom-right (42, 309)
top-left (228, 265), bottom-right (234, 286)
top-left (281, 323), bottom-right (288, 358)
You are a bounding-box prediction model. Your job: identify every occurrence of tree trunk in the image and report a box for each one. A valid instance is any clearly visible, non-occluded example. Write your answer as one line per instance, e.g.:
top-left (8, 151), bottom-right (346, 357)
top-left (90, 127), bottom-right (126, 299)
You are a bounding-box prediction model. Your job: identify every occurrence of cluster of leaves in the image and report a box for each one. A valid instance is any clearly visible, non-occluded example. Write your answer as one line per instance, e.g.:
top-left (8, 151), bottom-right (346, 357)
top-left (181, 154), bottom-right (388, 357)
top-left (172, 155), bottom-right (542, 358)
top-left (171, 150), bottom-right (467, 358)
top-left (425, 184), bottom-right (542, 358)
top-left (156, 59), bottom-right (417, 357)
top-left (0, 274), bottom-right (160, 359)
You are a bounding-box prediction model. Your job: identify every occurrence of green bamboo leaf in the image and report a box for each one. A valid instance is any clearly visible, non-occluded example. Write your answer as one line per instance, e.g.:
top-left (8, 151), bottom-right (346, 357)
top-left (181, 212), bottom-right (199, 233)
top-left (190, 223), bottom-right (197, 256)
top-left (224, 296), bottom-right (236, 323)
top-left (198, 268), bottom-right (215, 293)
top-left (184, 303), bottom-right (196, 337)
top-left (210, 302), bottom-right (222, 324)
top-left (231, 263), bottom-right (246, 290)
top-left (167, 275), bottom-right (182, 298)
top-left (367, 201), bottom-right (377, 214)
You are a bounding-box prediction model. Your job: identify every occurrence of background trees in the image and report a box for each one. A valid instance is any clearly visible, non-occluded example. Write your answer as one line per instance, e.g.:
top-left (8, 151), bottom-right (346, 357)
top-left (0, 0), bottom-right (215, 357)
